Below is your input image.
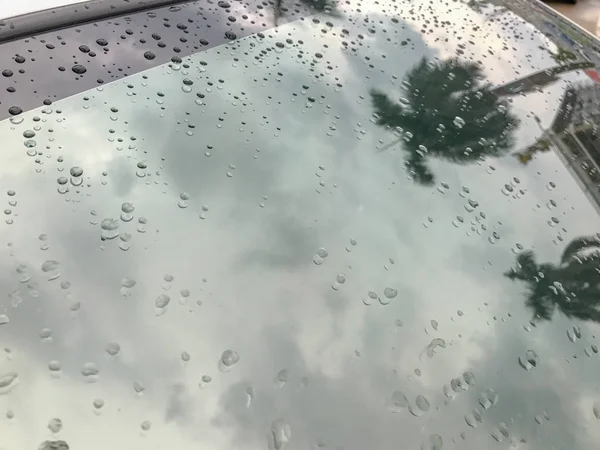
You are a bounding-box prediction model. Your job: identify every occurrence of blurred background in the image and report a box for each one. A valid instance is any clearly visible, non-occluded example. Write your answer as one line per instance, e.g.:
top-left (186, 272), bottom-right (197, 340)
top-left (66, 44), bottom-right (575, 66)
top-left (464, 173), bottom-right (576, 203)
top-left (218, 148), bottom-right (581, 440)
top-left (549, 0), bottom-right (600, 37)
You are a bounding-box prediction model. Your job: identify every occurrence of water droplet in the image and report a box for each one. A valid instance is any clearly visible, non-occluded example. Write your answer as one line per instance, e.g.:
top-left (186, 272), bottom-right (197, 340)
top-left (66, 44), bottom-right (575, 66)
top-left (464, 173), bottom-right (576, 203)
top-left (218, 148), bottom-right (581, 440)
top-left (453, 116), bottom-right (465, 128)
top-left (0, 372), bottom-right (18, 392)
top-left (383, 287), bottom-right (397, 302)
top-left (93, 398), bottom-right (105, 409)
top-left (271, 419), bottom-right (291, 450)
top-left (178, 192), bottom-right (190, 208)
top-left (100, 218), bottom-right (119, 240)
top-left (143, 51), bottom-right (156, 60)
top-left (246, 386), bottom-right (255, 408)
top-left (120, 202), bottom-right (135, 221)
top-left (219, 349), bottom-right (239, 372)
top-left (48, 360), bottom-right (61, 372)
top-left (490, 423), bottom-right (510, 442)
top-left (81, 362), bottom-right (99, 379)
top-left (141, 420), bottom-right (152, 431)
top-left (199, 374), bottom-right (212, 388)
top-left (518, 349), bottom-right (538, 371)
top-left (388, 390), bottom-right (408, 413)
top-left (72, 64), bottom-right (87, 74)
top-left (8, 106), bottom-right (23, 116)
top-left (48, 418), bottom-right (63, 433)
top-left (121, 277), bottom-right (136, 288)
top-left (465, 408), bottom-right (483, 427)
top-left (415, 394), bottom-right (430, 412)
top-left (421, 434), bottom-right (443, 450)
top-left (105, 342), bottom-right (120, 356)
top-left (39, 441), bottom-right (69, 450)
top-left (478, 388), bottom-right (499, 409)
top-left (594, 401), bottom-right (600, 419)
top-left (40, 328), bottom-right (52, 340)
top-left (425, 338), bottom-right (446, 357)
top-left (275, 369), bottom-right (289, 388)
top-left (41, 260), bottom-right (60, 280)
top-left (155, 293), bottom-right (171, 309)
top-left (463, 371), bottom-right (475, 386)
top-left (0, 314), bottom-right (9, 325)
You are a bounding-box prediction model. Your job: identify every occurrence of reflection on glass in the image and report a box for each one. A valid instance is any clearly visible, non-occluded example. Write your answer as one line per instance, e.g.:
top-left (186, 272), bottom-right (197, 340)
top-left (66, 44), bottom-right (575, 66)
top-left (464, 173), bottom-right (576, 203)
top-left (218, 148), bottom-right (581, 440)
top-left (506, 235), bottom-right (600, 322)
top-left (516, 80), bottom-right (600, 212)
top-left (273, 0), bottom-right (341, 25)
top-left (370, 58), bottom-right (520, 185)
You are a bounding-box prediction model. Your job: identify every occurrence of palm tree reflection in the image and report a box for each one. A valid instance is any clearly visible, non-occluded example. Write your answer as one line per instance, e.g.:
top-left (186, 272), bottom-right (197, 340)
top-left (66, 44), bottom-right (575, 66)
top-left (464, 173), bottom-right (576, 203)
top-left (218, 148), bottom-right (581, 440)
top-left (506, 235), bottom-right (600, 323)
top-left (370, 58), bottom-right (519, 185)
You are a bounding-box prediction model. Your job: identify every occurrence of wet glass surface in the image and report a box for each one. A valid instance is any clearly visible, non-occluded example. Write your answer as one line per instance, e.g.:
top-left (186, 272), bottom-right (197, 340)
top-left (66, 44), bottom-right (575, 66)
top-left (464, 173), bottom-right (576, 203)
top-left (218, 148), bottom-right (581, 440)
top-left (2, 0), bottom-right (600, 449)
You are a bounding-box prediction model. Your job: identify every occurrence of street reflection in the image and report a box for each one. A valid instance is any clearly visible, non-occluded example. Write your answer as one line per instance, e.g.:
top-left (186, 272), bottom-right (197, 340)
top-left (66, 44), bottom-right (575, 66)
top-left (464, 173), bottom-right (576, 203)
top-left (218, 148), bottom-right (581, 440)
top-left (370, 58), bottom-right (519, 185)
top-left (515, 80), bottom-right (600, 211)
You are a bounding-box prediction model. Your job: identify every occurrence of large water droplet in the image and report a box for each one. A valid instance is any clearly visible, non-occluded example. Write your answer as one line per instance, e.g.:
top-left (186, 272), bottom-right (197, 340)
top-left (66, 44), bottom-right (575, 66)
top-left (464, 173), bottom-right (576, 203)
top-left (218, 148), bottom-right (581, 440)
top-left (48, 418), bottom-right (63, 433)
top-left (219, 349), bottom-right (239, 372)
top-left (271, 419), bottom-right (291, 450)
top-left (453, 116), bottom-right (465, 128)
top-left (41, 260), bottom-right (60, 280)
top-left (274, 369), bottom-right (289, 388)
top-left (120, 202), bottom-right (135, 222)
top-left (39, 440), bottom-right (69, 450)
top-left (105, 342), bottom-right (120, 356)
top-left (81, 362), bottom-right (99, 380)
top-left (415, 394), bottom-right (430, 412)
top-left (421, 434), bottom-right (443, 450)
top-left (72, 64), bottom-right (87, 74)
top-left (388, 390), bottom-right (408, 413)
top-left (100, 218), bottom-right (119, 240)
top-left (0, 372), bottom-right (18, 392)
top-left (155, 293), bottom-right (171, 309)
top-left (518, 349), bottom-right (538, 371)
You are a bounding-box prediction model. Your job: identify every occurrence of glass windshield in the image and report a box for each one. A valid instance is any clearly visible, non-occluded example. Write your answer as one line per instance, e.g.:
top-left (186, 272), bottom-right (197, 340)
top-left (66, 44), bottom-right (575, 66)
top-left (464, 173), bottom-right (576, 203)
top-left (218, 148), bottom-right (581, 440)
top-left (2, 1), bottom-right (600, 449)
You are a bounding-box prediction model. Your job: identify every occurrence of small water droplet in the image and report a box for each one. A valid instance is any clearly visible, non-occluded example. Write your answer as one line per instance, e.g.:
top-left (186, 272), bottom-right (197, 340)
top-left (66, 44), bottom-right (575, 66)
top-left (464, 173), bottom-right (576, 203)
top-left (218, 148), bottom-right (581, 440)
top-left (593, 401), bottom-right (600, 419)
top-left (246, 386), bottom-right (255, 408)
top-left (274, 369), bottom-right (289, 388)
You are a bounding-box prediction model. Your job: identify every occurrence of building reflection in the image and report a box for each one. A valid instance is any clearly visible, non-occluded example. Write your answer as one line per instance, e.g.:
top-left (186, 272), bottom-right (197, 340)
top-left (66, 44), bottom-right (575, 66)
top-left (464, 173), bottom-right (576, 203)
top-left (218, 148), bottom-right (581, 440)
top-left (517, 79), bottom-right (600, 213)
